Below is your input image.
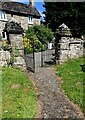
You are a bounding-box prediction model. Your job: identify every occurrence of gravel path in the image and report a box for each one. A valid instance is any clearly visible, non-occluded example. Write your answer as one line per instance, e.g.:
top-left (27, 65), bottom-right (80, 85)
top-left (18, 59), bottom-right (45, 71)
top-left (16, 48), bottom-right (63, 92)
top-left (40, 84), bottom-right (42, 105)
top-left (28, 66), bottom-right (84, 119)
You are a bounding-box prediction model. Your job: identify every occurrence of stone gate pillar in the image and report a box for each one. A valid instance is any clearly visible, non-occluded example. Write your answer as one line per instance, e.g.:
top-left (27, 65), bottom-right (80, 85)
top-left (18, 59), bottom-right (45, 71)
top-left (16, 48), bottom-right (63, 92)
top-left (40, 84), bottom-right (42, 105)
top-left (55, 23), bottom-right (72, 64)
top-left (4, 20), bottom-right (26, 68)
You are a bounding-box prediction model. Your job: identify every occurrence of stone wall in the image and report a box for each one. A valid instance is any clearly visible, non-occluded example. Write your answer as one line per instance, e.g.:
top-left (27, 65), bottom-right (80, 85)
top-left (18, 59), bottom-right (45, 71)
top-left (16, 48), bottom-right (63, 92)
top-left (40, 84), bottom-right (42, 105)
top-left (55, 23), bottom-right (84, 64)
top-left (0, 13), bottom-right (28, 33)
top-left (0, 49), bottom-right (10, 67)
top-left (57, 37), bottom-right (84, 64)
top-left (0, 21), bottom-right (26, 68)
top-left (0, 21), bottom-right (7, 37)
top-left (10, 14), bottom-right (28, 31)
top-left (33, 18), bottom-right (40, 25)
top-left (0, 13), bottom-right (40, 34)
top-left (9, 34), bottom-right (26, 68)
top-left (0, 34), bottom-right (26, 68)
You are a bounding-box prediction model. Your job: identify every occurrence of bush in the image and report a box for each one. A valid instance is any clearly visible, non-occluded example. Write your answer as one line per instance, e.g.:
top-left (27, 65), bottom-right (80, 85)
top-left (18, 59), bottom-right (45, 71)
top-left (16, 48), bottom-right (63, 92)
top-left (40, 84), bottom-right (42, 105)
top-left (23, 35), bottom-right (43, 54)
top-left (24, 25), bottom-right (54, 53)
top-left (33, 25), bottom-right (54, 43)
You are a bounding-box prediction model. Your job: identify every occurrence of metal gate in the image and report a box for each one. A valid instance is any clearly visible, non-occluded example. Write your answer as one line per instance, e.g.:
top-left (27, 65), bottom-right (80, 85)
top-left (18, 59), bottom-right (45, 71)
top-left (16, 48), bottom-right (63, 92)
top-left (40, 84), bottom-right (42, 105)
top-left (25, 52), bottom-right (35, 72)
top-left (24, 38), bottom-right (35, 73)
top-left (24, 36), bottom-right (58, 71)
top-left (41, 42), bottom-right (56, 67)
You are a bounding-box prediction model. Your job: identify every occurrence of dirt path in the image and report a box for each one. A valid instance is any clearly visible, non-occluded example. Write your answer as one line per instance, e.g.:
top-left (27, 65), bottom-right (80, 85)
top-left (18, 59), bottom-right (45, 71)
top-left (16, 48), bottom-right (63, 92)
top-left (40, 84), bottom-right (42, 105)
top-left (28, 66), bottom-right (84, 119)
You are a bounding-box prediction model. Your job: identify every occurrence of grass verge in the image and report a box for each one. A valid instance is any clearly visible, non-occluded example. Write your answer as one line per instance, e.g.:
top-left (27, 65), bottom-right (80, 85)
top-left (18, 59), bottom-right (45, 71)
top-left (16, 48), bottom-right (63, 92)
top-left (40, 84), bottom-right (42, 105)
top-left (2, 67), bottom-right (37, 118)
top-left (55, 57), bottom-right (85, 113)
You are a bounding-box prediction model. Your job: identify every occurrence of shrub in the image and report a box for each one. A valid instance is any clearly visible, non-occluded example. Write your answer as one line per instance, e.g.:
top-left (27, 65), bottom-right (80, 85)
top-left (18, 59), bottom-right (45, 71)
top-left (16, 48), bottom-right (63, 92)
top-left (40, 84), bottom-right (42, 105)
top-left (23, 35), bottom-right (43, 54)
top-left (33, 25), bottom-right (54, 43)
top-left (25, 25), bottom-right (54, 52)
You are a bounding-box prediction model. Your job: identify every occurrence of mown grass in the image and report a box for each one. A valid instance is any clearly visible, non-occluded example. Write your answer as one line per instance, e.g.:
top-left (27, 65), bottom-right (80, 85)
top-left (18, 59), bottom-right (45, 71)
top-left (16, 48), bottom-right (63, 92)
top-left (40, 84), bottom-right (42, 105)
top-left (2, 67), bottom-right (37, 118)
top-left (55, 57), bottom-right (85, 113)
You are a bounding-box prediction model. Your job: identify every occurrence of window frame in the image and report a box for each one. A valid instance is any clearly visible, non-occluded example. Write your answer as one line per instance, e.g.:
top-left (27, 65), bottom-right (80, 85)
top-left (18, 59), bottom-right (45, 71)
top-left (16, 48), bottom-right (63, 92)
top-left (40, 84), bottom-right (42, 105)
top-left (28, 15), bottom-right (33, 24)
top-left (0, 31), bottom-right (7, 40)
top-left (0, 11), bottom-right (7, 21)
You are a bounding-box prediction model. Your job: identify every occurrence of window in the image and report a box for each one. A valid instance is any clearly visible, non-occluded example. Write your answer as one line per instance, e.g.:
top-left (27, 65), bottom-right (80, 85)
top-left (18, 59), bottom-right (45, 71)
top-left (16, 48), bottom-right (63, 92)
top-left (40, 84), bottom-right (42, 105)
top-left (1, 32), bottom-right (7, 39)
top-left (0, 11), bottom-right (7, 21)
top-left (28, 15), bottom-right (33, 24)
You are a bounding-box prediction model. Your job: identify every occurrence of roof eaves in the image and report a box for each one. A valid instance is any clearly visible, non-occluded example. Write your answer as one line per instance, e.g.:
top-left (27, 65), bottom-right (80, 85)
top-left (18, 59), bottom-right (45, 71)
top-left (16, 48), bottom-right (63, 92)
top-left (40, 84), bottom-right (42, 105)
top-left (1, 2), bottom-right (41, 17)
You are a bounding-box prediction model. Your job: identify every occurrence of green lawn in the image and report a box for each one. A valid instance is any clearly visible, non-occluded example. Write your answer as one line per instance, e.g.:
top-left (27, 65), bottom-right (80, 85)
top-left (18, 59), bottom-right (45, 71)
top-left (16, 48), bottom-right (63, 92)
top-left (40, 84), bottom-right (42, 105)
top-left (55, 57), bottom-right (85, 113)
top-left (2, 67), bottom-right (37, 118)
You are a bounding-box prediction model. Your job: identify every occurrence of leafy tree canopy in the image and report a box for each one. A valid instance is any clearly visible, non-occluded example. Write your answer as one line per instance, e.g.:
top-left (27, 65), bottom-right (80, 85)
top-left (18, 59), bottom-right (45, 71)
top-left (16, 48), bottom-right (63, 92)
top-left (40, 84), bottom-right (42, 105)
top-left (43, 2), bottom-right (85, 37)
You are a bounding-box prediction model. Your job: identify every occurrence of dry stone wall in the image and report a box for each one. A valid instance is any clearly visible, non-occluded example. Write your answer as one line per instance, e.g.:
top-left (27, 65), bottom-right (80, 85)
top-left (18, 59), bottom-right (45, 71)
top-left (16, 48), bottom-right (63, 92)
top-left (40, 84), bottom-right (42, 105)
top-left (57, 37), bottom-right (84, 64)
top-left (0, 49), bottom-right (10, 67)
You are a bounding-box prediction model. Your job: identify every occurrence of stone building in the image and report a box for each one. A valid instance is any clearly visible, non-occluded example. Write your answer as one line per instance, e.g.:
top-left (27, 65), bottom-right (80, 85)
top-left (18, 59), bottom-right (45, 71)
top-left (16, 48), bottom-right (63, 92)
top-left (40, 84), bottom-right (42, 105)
top-left (0, 0), bottom-right (40, 68)
top-left (0, 0), bottom-right (40, 40)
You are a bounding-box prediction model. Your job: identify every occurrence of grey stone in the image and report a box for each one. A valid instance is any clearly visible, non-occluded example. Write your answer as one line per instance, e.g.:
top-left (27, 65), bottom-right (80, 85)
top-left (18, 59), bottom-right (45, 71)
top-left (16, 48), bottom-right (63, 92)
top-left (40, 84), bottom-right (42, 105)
top-left (55, 24), bottom-right (84, 64)
top-left (28, 67), bottom-right (84, 119)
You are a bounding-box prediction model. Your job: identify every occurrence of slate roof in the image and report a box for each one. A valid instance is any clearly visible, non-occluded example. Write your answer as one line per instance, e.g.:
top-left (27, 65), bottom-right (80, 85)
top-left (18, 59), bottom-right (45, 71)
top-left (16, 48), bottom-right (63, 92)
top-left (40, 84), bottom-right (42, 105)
top-left (0, 1), bottom-right (40, 17)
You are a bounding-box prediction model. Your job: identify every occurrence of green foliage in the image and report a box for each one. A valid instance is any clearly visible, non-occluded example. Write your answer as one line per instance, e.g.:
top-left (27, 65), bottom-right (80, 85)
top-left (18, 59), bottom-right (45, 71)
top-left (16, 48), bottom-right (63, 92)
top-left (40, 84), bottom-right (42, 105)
top-left (2, 43), bottom-right (12, 52)
top-left (43, 2), bottom-right (85, 37)
top-left (23, 35), bottom-right (43, 54)
top-left (24, 25), bottom-right (54, 53)
top-left (55, 57), bottom-right (85, 113)
top-left (33, 25), bottom-right (54, 43)
top-left (2, 67), bottom-right (37, 118)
